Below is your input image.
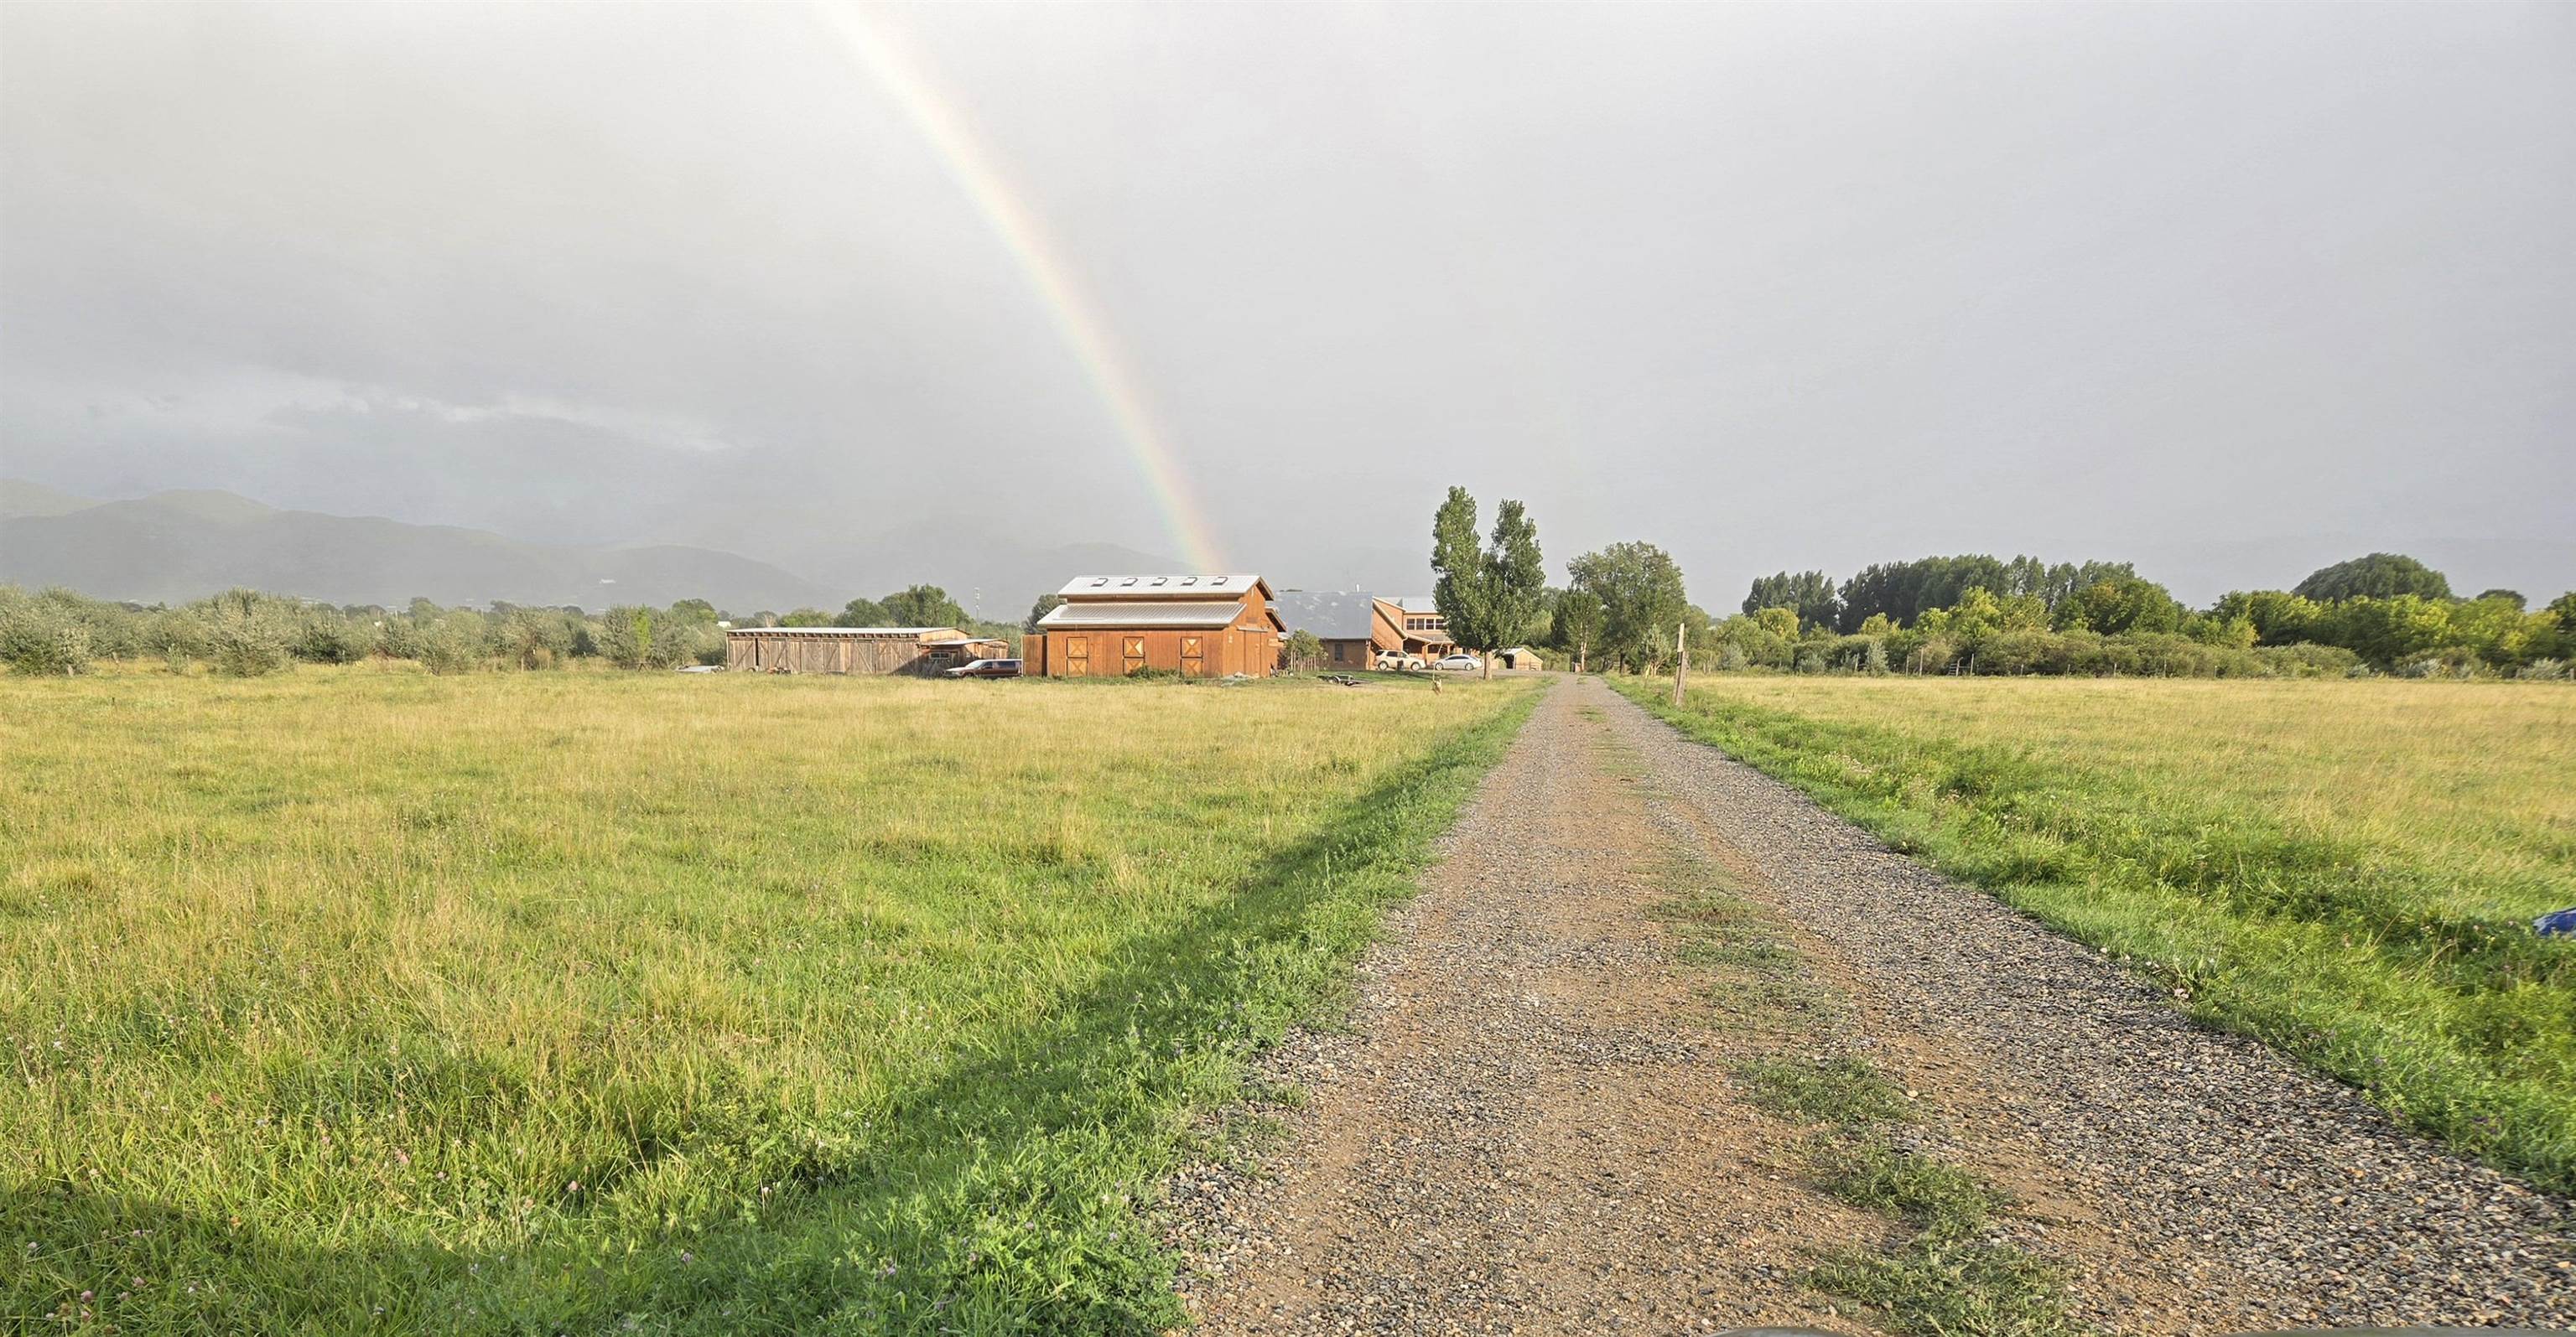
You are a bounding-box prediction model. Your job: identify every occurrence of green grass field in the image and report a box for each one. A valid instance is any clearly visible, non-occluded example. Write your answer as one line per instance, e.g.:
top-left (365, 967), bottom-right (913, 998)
top-left (0, 665), bottom-right (1535, 1334)
top-left (1616, 674), bottom-right (2576, 1194)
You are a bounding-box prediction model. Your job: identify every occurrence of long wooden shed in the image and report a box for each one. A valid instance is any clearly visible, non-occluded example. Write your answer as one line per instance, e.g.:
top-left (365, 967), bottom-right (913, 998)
top-left (1024, 574), bottom-right (1283, 678)
top-left (724, 626), bottom-right (1005, 675)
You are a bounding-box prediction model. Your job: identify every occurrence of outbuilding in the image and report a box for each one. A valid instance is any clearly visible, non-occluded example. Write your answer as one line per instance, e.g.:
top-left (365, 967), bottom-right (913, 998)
top-left (724, 626), bottom-right (1007, 675)
top-left (1025, 574), bottom-right (1283, 678)
top-left (1272, 589), bottom-right (1380, 669)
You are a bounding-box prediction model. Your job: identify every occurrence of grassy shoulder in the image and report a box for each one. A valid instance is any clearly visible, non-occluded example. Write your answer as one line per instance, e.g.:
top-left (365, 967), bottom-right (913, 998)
top-left (1610, 674), bottom-right (2576, 1195)
top-left (0, 665), bottom-right (1539, 1334)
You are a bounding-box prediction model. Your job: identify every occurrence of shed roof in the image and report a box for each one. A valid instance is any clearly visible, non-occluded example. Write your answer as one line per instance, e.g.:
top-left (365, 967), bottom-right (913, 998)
top-left (1274, 590), bottom-right (1376, 640)
top-left (1036, 600), bottom-right (1248, 630)
top-left (1055, 573), bottom-right (1273, 600)
top-left (724, 626), bottom-right (965, 640)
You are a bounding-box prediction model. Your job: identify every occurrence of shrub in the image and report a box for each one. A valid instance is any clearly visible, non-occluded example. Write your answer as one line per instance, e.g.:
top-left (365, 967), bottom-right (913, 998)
top-left (418, 614), bottom-right (490, 675)
top-left (496, 609), bottom-right (574, 670)
top-left (294, 611), bottom-right (377, 664)
top-left (0, 587), bottom-right (96, 675)
top-left (205, 604), bottom-right (294, 677)
top-left (597, 606), bottom-right (654, 670)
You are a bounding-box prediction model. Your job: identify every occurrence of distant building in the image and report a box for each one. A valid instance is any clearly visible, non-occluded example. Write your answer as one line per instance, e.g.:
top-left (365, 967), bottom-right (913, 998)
top-left (1024, 574), bottom-right (1283, 678)
top-left (1270, 591), bottom-right (1456, 667)
top-left (724, 626), bottom-right (1005, 675)
top-left (1272, 590), bottom-right (1379, 668)
top-left (1375, 596), bottom-right (1454, 660)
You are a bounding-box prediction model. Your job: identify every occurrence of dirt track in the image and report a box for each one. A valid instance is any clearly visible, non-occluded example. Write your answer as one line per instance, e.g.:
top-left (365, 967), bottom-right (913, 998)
top-left (1170, 676), bottom-right (2572, 1334)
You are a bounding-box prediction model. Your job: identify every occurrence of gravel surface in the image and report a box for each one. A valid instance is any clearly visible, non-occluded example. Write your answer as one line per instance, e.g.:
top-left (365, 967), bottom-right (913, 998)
top-left (1170, 676), bottom-right (2573, 1334)
top-left (1590, 676), bottom-right (2575, 1329)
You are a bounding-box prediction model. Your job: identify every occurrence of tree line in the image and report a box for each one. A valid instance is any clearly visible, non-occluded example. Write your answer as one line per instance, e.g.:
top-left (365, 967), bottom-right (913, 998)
top-left (1397, 490), bottom-right (2571, 681)
top-left (0, 583), bottom-right (1021, 677)
top-left (1727, 552), bottom-right (2572, 678)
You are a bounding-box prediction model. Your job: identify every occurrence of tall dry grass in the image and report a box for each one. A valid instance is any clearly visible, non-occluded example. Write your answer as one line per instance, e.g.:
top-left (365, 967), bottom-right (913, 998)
top-left (1, 664), bottom-right (1535, 1333)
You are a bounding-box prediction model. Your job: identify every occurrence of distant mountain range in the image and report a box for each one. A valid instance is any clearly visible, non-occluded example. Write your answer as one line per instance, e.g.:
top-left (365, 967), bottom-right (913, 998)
top-left (0, 479), bottom-right (1188, 615)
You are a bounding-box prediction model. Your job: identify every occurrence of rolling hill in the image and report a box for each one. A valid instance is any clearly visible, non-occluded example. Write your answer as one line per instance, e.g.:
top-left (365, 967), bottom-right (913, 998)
top-left (0, 482), bottom-right (837, 611)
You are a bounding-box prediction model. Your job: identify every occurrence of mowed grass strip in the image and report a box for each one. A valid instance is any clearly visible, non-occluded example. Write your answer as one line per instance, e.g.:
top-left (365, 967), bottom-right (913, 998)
top-left (0, 666), bottom-right (1535, 1334)
top-left (1614, 675), bottom-right (2576, 1193)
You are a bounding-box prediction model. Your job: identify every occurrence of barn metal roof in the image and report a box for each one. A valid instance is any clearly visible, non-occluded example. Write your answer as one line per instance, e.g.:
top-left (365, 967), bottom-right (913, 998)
top-left (1036, 600), bottom-right (1246, 630)
top-left (1054, 573), bottom-right (1273, 599)
top-left (1273, 590), bottom-right (1376, 640)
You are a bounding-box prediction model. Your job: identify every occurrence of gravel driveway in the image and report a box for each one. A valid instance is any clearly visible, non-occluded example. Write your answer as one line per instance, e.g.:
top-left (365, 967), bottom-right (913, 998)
top-left (1171, 676), bottom-right (2572, 1334)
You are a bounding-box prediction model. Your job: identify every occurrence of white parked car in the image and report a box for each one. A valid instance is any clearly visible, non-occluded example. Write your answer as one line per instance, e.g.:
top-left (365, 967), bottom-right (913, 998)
top-left (1374, 650), bottom-right (1426, 671)
top-left (1435, 654), bottom-right (1483, 672)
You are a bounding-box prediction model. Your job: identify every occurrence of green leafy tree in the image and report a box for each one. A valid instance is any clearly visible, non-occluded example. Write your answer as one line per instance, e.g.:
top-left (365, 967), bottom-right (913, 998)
top-left (2312, 594), bottom-right (2453, 665)
top-left (1024, 593), bottom-right (1064, 633)
top-left (837, 597), bottom-right (891, 628)
top-left (1283, 629), bottom-right (1324, 669)
top-left (1480, 500), bottom-right (1545, 679)
top-left (2293, 552), bottom-right (2452, 604)
top-left (2210, 590), bottom-right (2324, 645)
top-left (1743, 570), bottom-right (1840, 630)
top-left (2446, 594), bottom-right (2550, 666)
top-left (1429, 489), bottom-right (1546, 678)
top-left (779, 608), bottom-right (834, 627)
top-left (1551, 588), bottom-right (1604, 672)
top-left (1430, 486), bottom-right (1494, 657)
top-left (2545, 593), bottom-right (2576, 658)
top-left (1567, 542), bottom-right (1688, 672)
top-left (2476, 589), bottom-right (2526, 609)
top-left (880, 584), bottom-right (969, 629)
top-left (2054, 576), bottom-right (2183, 635)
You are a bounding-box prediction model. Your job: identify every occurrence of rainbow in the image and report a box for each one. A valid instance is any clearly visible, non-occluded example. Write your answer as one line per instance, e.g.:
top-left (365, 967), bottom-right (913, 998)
top-left (812, 3), bottom-right (1225, 571)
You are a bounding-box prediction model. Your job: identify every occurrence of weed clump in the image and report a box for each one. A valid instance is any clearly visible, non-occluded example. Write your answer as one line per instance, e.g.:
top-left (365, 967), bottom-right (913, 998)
top-left (1735, 1055), bottom-right (1911, 1124)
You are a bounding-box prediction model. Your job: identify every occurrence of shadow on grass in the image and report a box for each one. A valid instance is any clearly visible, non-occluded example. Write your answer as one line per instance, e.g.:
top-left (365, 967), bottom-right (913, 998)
top-left (3, 690), bottom-right (1540, 1337)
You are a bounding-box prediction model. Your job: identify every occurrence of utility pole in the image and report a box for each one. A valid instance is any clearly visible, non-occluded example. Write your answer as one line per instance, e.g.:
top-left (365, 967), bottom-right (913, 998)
top-left (1673, 620), bottom-right (1688, 706)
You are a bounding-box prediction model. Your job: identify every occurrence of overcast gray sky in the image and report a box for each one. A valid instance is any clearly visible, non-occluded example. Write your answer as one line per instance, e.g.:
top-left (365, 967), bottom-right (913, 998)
top-left (4, 1), bottom-right (2570, 609)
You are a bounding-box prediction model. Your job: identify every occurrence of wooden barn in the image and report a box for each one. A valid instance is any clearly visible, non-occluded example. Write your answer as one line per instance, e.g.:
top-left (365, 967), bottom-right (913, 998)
top-left (724, 626), bottom-right (1007, 675)
top-left (1024, 574), bottom-right (1284, 678)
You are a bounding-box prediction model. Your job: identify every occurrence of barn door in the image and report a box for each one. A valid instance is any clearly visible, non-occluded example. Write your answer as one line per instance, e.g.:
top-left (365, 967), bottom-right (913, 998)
top-left (1067, 636), bottom-right (1090, 676)
top-left (1123, 636), bottom-right (1146, 674)
top-left (1180, 635), bottom-right (1204, 676)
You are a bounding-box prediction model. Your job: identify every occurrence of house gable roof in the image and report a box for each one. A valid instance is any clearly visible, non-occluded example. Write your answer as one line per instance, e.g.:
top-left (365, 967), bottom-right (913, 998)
top-left (1272, 590), bottom-right (1375, 640)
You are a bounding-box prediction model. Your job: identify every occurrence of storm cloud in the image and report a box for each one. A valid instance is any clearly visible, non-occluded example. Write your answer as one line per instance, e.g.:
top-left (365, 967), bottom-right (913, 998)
top-left (4, 1), bottom-right (2570, 609)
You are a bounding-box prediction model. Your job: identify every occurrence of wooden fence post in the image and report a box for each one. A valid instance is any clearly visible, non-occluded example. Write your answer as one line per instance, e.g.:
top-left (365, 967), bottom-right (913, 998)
top-left (1673, 620), bottom-right (1688, 705)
